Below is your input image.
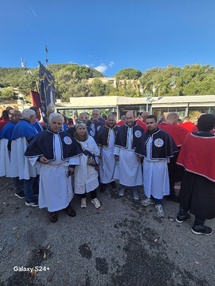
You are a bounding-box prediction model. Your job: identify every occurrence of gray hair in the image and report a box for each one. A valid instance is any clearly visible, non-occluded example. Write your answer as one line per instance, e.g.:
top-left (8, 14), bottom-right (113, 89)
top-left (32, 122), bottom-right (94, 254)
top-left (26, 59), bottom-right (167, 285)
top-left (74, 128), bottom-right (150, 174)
top-left (22, 108), bottom-right (35, 120)
top-left (107, 113), bottom-right (116, 120)
top-left (48, 112), bottom-right (64, 123)
top-left (92, 109), bottom-right (100, 115)
top-left (9, 109), bottom-right (21, 118)
top-left (75, 122), bottom-right (86, 129)
top-left (78, 112), bottom-right (89, 120)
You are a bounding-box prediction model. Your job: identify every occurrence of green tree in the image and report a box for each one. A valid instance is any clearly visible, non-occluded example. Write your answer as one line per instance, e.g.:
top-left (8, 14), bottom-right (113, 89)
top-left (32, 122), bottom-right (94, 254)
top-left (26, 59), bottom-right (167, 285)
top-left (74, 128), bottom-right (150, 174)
top-left (0, 87), bottom-right (14, 100)
top-left (90, 79), bottom-right (105, 96)
top-left (115, 68), bottom-right (142, 80)
top-left (104, 82), bottom-right (116, 96)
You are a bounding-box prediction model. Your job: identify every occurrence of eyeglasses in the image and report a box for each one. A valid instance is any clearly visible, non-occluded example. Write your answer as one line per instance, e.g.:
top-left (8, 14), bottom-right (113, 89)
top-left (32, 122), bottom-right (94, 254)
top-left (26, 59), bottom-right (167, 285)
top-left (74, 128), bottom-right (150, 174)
top-left (92, 114), bottom-right (99, 116)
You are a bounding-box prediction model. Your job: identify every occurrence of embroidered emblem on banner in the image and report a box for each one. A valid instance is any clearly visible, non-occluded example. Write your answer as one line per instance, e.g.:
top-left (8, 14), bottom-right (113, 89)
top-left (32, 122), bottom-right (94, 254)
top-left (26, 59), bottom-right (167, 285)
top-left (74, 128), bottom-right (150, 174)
top-left (154, 138), bottom-right (164, 147)
top-left (134, 130), bottom-right (142, 138)
top-left (63, 136), bottom-right (72, 145)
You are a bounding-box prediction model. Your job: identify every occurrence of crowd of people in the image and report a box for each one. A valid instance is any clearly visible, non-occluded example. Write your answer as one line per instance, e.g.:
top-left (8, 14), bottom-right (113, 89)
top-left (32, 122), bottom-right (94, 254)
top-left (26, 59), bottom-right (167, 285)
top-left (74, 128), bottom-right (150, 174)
top-left (0, 107), bottom-right (215, 236)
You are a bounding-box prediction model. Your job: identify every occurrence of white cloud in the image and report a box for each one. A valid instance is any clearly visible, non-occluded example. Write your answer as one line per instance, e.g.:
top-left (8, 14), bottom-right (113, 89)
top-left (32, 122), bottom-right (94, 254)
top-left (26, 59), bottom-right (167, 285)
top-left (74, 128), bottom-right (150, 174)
top-left (94, 63), bottom-right (107, 73)
top-left (67, 60), bottom-right (115, 74)
top-left (109, 61), bottom-right (115, 68)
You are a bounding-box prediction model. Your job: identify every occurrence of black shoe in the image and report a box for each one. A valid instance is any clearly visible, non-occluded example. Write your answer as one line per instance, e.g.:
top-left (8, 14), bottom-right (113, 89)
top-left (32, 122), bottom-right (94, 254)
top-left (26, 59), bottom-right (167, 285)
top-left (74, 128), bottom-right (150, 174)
top-left (176, 213), bottom-right (191, 224)
top-left (64, 205), bottom-right (76, 217)
top-left (110, 181), bottom-right (116, 189)
top-left (15, 191), bottom-right (25, 199)
top-left (100, 185), bottom-right (106, 193)
top-left (165, 195), bottom-right (179, 203)
top-left (49, 212), bottom-right (58, 223)
top-left (191, 225), bottom-right (212, 235)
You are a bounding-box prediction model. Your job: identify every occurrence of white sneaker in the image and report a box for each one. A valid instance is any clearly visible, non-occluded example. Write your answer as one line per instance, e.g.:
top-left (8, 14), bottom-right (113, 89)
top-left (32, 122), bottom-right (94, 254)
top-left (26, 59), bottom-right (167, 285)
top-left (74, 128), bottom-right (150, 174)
top-left (81, 198), bottom-right (87, 208)
top-left (141, 198), bottom-right (155, 206)
top-left (119, 188), bottom-right (125, 197)
top-left (133, 189), bottom-right (139, 200)
top-left (155, 204), bottom-right (164, 218)
top-left (91, 198), bottom-right (101, 209)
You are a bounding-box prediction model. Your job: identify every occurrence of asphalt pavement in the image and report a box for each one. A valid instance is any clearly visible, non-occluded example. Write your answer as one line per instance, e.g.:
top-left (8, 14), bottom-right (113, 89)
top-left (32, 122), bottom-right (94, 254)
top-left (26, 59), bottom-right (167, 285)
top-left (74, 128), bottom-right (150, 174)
top-left (0, 177), bottom-right (214, 286)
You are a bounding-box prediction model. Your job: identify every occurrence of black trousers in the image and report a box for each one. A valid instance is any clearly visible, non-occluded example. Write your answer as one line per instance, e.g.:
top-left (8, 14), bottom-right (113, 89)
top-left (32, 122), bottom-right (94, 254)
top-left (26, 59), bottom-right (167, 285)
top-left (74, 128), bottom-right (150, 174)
top-left (80, 189), bottom-right (97, 200)
top-left (179, 171), bottom-right (215, 220)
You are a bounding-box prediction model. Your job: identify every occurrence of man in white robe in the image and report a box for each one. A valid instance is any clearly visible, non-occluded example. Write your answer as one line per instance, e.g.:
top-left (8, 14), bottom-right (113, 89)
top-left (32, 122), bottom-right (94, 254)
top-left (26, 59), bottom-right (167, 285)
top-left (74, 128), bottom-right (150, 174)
top-left (98, 114), bottom-right (119, 192)
top-left (136, 115), bottom-right (178, 218)
top-left (10, 109), bottom-right (38, 206)
top-left (25, 113), bottom-right (81, 223)
top-left (114, 111), bottom-right (144, 200)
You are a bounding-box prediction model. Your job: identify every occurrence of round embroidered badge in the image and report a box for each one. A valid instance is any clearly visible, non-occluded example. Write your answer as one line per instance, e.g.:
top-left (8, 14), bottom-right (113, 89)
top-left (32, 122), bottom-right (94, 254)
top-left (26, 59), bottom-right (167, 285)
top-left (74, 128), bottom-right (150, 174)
top-left (154, 138), bottom-right (164, 147)
top-left (63, 136), bottom-right (72, 145)
top-left (134, 130), bottom-right (142, 138)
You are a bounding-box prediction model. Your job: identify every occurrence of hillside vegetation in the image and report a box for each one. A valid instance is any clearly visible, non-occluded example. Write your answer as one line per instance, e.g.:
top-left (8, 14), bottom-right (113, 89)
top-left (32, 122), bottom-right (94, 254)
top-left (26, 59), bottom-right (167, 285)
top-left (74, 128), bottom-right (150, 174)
top-left (1, 64), bottom-right (215, 101)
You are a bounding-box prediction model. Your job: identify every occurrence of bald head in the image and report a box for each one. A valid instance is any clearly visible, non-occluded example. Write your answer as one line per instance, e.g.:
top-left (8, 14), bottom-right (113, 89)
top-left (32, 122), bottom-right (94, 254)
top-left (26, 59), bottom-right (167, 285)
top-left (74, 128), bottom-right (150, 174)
top-left (126, 111), bottom-right (134, 117)
top-left (166, 112), bottom-right (179, 125)
top-left (141, 111), bottom-right (149, 122)
top-left (125, 111), bottom-right (135, 127)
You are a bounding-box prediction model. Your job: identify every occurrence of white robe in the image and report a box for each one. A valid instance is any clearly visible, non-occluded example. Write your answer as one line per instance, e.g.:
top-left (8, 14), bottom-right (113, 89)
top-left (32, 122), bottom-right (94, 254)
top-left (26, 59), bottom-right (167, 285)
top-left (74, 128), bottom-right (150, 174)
top-left (10, 138), bottom-right (37, 180)
top-left (99, 129), bottom-right (116, 184)
top-left (114, 128), bottom-right (142, 187)
top-left (0, 139), bottom-right (11, 177)
top-left (143, 137), bottom-right (170, 199)
top-left (30, 134), bottom-right (80, 212)
top-left (74, 136), bottom-right (100, 194)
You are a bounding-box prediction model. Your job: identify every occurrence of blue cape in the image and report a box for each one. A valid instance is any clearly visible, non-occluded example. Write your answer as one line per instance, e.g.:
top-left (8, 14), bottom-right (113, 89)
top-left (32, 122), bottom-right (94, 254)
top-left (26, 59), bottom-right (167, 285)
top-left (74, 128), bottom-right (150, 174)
top-left (11, 120), bottom-right (37, 140)
top-left (0, 121), bottom-right (16, 140)
top-left (33, 121), bottom-right (43, 132)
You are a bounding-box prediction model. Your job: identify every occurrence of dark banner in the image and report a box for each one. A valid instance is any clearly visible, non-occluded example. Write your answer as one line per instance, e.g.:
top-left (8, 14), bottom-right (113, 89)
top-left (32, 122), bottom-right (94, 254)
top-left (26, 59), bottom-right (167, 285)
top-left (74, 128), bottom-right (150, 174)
top-left (39, 62), bottom-right (55, 116)
top-left (30, 90), bottom-right (41, 109)
top-left (30, 90), bottom-right (42, 121)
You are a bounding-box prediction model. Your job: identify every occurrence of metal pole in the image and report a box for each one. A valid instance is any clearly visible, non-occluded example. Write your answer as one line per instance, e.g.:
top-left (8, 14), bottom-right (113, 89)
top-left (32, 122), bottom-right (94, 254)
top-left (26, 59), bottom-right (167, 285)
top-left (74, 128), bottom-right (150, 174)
top-left (45, 46), bottom-right (48, 67)
top-left (146, 97), bottom-right (149, 112)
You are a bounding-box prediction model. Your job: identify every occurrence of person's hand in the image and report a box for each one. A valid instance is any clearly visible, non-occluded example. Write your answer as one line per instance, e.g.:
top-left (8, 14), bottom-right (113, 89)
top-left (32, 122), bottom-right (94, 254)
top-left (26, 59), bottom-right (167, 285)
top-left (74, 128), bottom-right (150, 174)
top-left (115, 155), bottom-right (119, 161)
top-left (39, 156), bottom-right (49, 164)
top-left (68, 167), bottom-right (74, 177)
top-left (137, 156), bottom-right (143, 163)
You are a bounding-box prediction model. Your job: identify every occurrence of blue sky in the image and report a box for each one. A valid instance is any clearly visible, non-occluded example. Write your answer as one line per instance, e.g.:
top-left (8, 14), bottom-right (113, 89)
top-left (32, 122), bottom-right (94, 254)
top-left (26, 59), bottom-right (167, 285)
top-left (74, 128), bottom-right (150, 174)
top-left (1, 0), bottom-right (215, 77)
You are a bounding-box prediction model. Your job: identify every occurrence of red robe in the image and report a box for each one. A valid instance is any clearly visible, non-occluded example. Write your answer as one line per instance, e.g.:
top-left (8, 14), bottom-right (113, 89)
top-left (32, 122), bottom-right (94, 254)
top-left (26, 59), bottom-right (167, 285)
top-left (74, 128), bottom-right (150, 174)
top-left (179, 121), bottom-right (195, 132)
top-left (136, 120), bottom-right (147, 131)
top-left (177, 133), bottom-right (215, 182)
top-left (0, 118), bottom-right (10, 131)
top-left (158, 122), bottom-right (188, 147)
top-left (116, 120), bottom-right (125, 126)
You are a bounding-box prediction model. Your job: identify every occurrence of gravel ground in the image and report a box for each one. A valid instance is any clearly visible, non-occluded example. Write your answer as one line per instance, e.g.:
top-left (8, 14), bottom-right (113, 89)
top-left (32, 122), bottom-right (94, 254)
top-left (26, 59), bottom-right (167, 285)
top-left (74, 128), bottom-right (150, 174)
top-left (0, 177), bottom-right (215, 286)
